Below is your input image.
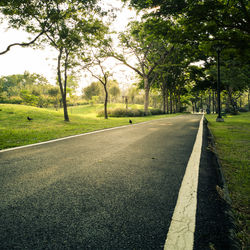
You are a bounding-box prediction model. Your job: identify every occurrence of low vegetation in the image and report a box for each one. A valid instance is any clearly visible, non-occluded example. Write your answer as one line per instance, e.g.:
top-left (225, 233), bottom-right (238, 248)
top-left (97, 107), bottom-right (164, 117)
top-left (0, 104), bottom-right (179, 150)
top-left (206, 113), bottom-right (250, 249)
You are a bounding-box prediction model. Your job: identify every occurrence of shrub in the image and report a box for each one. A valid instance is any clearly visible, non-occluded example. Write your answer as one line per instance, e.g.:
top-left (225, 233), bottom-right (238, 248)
top-left (0, 96), bottom-right (22, 104)
top-left (97, 108), bottom-right (165, 117)
top-left (150, 109), bottom-right (163, 115)
top-left (180, 106), bottom-right (187, 113)
top-left (238, 107), bottom-right (248, 112)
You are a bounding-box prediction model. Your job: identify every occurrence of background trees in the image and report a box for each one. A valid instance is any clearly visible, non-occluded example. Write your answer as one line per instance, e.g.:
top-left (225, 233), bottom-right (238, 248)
top-left (120, 0), bottom-right (250, 114)
top-left (39, 0), bottom-right (107, 121)
top-left (1, 0), bottom-right (108, 121)
top-left (0, 71), bottom-right (57, 107)
top-left (0, 0), bottom-right (249, 116)
top-left (110, 20), bottom-right (174, 113)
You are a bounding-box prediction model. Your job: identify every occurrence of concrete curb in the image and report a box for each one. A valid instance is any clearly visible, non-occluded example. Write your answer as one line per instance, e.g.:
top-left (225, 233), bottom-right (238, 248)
top-left (204, 117), bottom-right (241, 250)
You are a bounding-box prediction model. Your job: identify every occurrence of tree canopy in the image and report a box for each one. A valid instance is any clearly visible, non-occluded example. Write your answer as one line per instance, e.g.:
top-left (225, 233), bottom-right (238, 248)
top-left (1, 0), bottom-right (249, 117)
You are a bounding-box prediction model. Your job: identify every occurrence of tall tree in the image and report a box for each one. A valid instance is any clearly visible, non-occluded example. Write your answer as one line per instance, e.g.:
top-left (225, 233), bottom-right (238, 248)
top-left (39, 0), bottom-right (107, 121)
top-left (1, 0), bottom-right (107, 121)
top-left (123, 0), bottom-right (250, 61)
top-left (85, 56), bottom-right (112, 119)
top-left (110, 20), bottom-right (173, 113)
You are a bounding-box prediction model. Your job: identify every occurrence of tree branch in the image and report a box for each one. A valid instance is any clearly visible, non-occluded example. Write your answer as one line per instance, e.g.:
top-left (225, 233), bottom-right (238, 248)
top-left (111, 53), bottom-right (143, 77)
top-left (0, 29), bottom-right (45, 55)
top-left (64, 48), bottom-right (69, 97)
top-left (86, 67), bottom-right (104, 85)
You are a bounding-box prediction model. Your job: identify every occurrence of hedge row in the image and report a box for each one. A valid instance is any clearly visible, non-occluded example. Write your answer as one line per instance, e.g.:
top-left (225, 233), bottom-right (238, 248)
top-left (97, 108), bottom-right (164, 117)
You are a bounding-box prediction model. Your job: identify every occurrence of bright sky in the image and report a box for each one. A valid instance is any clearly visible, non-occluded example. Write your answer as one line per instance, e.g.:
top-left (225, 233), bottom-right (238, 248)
top-left (0, 0), bottom-right (139, 93)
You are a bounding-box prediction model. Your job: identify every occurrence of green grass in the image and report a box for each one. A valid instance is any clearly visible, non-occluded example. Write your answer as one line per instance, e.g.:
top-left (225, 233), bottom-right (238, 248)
top-left (205, 113), bottom-right (250, 249)
top-left (0, 104), bottom-right (179, 150)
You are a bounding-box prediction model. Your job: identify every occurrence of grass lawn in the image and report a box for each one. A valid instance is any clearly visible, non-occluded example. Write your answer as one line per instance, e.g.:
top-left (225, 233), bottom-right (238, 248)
top-left (0, 103), bottom-right (180, 150)
top-left (205, 112), bottom-right (250, 249)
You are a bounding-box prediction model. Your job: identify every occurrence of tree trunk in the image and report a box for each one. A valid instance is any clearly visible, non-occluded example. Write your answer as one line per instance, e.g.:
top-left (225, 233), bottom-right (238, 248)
top-left (125, 96), bottom-right (128, 110)
top-left (208, 91), bottom-right (211, 112)
top-left (170, 90), bottom-right (173, 114)
top-left (194, 101), bottom-right (197, 113)
top-left (161, 76), bottom-right (166, 114)
top-left (104, 85), bottom-right (108, 119)
top-left (57, 49), bottom-right (69, 122)
top-left (200, 95), bottom-right (203, 112)
top-left (166, 87), bottom-right (169, 114)
top-left (212, 90), bottom-right (215, 113)
top-left (248, 88), bottom-right (250, 111)
top-left (143, 76), bottom-right (150, 114)
top-left (62, 93), bottom-right (69, 121)
top-left (162, 89), bottom-right (166, 114)
top-left (177, 92), bottom-right (181, 112)
top-left (175, 97), bottom-right (177, 113)
top-left (215, 92), bottom-right (218, 114)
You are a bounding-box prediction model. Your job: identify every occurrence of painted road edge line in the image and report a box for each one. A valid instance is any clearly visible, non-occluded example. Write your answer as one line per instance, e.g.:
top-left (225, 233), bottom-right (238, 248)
top-left (164, 115), bottom-right (204, 250)
top-left (0, 116), bottom-right (183, 153)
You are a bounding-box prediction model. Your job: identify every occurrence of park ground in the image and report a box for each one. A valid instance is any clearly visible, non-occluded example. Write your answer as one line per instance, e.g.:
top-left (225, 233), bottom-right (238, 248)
top-left (205, 113), bottom-right (250, 249)
top-left (0, 103), bottom-right (180, 150)
top-left (0, 103), bottom-right (249, 248)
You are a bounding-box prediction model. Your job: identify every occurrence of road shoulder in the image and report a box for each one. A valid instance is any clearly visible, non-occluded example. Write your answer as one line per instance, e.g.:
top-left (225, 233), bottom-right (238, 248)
top-left (194, 119), bottom-right (241, 249)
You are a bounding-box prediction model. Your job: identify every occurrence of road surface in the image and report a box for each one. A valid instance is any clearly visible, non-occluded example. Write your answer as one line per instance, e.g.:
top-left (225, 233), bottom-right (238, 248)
top-left (0, 115), bottom-right (234, 249)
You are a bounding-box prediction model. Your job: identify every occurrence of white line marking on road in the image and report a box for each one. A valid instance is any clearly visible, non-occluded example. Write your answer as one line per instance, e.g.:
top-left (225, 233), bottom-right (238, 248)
top-left (0, 116), bottom-right (180, 153)
top-left (164, 115), bottom-right (204, 250)
top-left (0, 125), bottom-right (129, 153)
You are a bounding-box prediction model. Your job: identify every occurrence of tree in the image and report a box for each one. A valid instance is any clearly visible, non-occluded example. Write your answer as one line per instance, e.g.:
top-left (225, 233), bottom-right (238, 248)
top-left (39, 0), bottom-right (107, 121)
top-left (82, 81), bottom-right (101, 101)
top-left (66, 75), bottom-right (79, 97)
top-left (109, 80), bottom-right (121, 102)
top-left (110, 20), bottom-right (173, 113)
top-left (86, 57), bottom-right (112, 119)
top-left (1, 0), bottom-right (108, 121)
top-left (0, 71), bottom-right (52, 106)
top-left (206, 58), bottom-right (250, 114)
top-left (48, 87), bottom-right (60, 110)
top-left (124, 0), bottom-right (250, 62)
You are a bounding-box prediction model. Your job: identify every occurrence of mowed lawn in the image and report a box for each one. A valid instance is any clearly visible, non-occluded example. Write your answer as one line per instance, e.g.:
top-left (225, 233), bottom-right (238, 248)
top-left (206, 112), bottom-right (250, 248)
top-left (0, 104), bottom-right (179, 150)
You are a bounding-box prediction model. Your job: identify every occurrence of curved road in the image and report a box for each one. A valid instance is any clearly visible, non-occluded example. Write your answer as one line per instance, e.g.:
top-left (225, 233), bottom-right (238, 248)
top-left (0, 115), bottom-right (233, 249)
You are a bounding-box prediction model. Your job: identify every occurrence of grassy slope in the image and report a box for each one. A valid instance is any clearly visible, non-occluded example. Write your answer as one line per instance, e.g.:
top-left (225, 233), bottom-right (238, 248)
top-left (0, 104), bottom-right (179, 150)
top-left (205, 113), bottom-right (250, 249)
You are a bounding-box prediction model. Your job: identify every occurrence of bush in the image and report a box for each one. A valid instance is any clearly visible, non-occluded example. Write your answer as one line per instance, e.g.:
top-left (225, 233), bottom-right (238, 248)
top-left (150, 109), bottom-right (163, 115)
top-left (180, 106), bottom-right (187, 113)
top-left (0, 96), bottom-right (22, 104)
top-left (97, 108), bottom-right (165, 117)
top-left (238, 107), bottom-right (248, 112)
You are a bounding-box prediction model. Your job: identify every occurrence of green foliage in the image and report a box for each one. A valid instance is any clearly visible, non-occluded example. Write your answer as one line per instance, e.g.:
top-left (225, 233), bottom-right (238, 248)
top-left (97, 107), bottom-right (163, 117)
top-left (89, 96), bottom-right (99, 106)
top-left (0, 72), bottom-right (56, 107)
top-left (109, 81), bottom-right (121, 102)
top-left (83, 81), bottom-right (101, 100)
top-left (20, 90), bottom-right (38, 106)
top-left (125, 0), bottom-right (250, 57)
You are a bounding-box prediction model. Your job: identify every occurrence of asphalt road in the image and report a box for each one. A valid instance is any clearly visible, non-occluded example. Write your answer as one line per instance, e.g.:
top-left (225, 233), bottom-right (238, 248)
top-left (0, 115), bottom-right (234, 249)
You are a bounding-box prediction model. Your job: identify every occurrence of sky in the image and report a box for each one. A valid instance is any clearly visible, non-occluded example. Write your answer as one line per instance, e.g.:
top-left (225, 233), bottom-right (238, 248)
top-left (0, 0), bottom-right (140, 94)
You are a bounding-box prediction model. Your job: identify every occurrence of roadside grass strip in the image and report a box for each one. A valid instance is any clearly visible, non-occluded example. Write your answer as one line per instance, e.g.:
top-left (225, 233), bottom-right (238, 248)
top-left (205, 113), bottom-right (250, 249)
top-left (0, 104), bottom-right (180, 150)
top-left (164, 115), bottom-right (204, 250)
